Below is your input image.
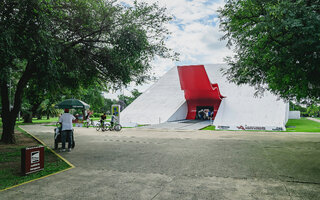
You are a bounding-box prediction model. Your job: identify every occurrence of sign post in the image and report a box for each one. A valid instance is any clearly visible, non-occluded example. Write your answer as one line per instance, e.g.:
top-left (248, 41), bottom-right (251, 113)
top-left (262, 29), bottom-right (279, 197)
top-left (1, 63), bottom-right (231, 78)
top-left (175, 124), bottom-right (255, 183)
top-left (111, 104), bottom-right (120, 123)
top-left (21, 146), bottom-right (44, 175)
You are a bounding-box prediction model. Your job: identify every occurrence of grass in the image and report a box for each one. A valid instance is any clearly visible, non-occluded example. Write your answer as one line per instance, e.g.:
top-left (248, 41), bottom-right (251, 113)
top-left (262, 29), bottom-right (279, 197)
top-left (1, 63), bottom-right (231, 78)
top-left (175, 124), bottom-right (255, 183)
top-left (0, 148), bottom-right (71, 191)
top-left (285, 118), bottom-right (320, 132)
top-left (0, 117), bottom-right (59, 127)
top-left (0, 126), bottom-right (72, 191)
top-left (17, 117), bottom-right (60, 125)
top-left (201, 125), bottom-right (215, 131)
top-left (201, 118), bottom-right (320, 132)
top-left (0, 115), bottom-right (111, 126)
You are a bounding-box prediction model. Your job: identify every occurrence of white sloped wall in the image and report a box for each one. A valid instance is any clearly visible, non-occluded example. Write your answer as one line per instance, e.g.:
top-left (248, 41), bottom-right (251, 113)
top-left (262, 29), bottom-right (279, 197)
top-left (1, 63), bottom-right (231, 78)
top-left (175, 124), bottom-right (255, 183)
top-left (205, 64), bottom-right (288, 131)
top-left (120, 67), bottom-right (186, 126)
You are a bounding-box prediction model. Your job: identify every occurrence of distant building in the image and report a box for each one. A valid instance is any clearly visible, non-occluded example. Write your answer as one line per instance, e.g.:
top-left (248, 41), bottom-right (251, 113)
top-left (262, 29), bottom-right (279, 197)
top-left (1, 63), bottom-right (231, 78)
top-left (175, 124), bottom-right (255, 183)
top-left (121, 64), bottom-right (289, 131)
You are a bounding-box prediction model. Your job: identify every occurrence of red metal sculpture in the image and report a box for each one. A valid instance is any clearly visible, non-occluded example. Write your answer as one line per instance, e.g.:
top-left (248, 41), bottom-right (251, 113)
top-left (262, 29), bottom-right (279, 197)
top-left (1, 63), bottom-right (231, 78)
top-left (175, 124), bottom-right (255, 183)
top-left (177, 65), bottom-right (225, 120)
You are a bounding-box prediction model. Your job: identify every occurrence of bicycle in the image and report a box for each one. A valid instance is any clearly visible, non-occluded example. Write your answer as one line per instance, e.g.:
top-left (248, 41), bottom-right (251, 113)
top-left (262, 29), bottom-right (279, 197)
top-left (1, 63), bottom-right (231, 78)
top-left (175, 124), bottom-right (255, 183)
top-left (84, 119), bottom-right (94, 128)
top-left (95, 121), bottom-right (109, 132)
top-left (106, 122), bottom-right (122, 131)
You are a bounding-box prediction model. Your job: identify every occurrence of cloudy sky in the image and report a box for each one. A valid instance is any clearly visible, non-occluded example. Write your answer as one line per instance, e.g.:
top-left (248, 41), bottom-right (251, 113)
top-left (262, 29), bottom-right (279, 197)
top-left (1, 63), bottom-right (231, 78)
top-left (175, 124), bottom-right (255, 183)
top-left (106, 0), bottom-right (233, 98)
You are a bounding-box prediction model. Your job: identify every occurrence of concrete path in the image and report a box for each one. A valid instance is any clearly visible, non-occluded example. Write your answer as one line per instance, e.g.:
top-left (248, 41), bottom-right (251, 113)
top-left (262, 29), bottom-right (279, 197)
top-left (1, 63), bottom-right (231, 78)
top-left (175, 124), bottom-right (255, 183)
top-left (139, 120), bottom-right (212, 130)
top-left (307, 117), bottom-right (320, 123)
top-left (1, 125), bottom-right (320, 200)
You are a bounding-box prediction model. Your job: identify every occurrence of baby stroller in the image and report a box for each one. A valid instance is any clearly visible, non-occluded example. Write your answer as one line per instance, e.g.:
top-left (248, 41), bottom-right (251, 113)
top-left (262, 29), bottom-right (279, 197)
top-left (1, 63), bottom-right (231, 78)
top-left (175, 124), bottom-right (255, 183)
top-left (54, 123), bottom-right (75, 150)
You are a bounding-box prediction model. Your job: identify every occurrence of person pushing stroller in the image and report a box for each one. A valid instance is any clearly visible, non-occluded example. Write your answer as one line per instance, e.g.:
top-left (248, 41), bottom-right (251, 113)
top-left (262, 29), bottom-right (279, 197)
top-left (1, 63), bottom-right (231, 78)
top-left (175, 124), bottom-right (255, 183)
top-left (59, 109), bottom-right (75, 152)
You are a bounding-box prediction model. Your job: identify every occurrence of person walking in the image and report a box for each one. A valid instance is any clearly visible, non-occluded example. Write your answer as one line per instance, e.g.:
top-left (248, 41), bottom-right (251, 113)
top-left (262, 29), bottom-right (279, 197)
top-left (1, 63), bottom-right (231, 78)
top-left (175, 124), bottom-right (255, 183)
top-left (59, 109), bottom-right (75, 152)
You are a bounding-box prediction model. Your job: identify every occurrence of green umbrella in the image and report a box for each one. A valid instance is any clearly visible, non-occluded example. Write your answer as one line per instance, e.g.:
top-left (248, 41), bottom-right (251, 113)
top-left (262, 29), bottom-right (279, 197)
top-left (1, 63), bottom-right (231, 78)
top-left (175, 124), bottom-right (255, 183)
top-left (55, 99), bottom-right (90, 109)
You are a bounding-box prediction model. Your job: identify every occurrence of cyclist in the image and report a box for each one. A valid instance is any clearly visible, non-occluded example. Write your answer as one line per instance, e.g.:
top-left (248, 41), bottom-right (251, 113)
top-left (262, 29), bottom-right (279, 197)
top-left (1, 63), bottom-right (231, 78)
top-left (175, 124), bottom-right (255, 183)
top-left (110, 113), bottom-right (116, 127)
top-left (100, 113), bottom-right (107, 129)
top-left (85, 113), bottom-right (91, 128)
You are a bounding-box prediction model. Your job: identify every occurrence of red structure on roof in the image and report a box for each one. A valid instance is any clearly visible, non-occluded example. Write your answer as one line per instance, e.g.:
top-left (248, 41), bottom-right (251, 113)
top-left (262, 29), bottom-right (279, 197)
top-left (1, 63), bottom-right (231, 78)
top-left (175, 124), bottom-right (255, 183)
top-left (177, 65), bottom-right (225, 120)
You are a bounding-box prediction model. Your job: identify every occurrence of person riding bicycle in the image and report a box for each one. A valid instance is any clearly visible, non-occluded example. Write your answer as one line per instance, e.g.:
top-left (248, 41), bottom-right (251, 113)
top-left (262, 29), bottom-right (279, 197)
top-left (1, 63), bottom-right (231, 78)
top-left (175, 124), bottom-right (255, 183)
top-left (85, 113), bottom-right (92, 128)
top-left (100, 113), bottom-right (107, 128)
top-left (110, 113), bottom-right (116, 127)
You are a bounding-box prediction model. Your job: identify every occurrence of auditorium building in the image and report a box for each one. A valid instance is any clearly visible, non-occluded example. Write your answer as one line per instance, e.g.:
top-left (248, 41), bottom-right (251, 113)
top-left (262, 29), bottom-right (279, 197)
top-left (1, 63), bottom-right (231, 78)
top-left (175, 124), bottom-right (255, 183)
top-left (121, 64), bottom-right (289, 131)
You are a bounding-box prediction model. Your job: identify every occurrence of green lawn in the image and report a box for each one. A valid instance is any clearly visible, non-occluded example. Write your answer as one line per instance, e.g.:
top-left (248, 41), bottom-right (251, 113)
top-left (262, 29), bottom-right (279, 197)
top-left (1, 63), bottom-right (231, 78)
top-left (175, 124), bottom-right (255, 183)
top-left (202, 118), bottom-right (320, 132)
top-left (0, 117), bottom-right (59, 127)
top-left (0, 146), bottom-right (71, 191)
top-left (202, 126), bottom-right (215, 131)
top-left (0, 116), bottom-right (108, 128)
top-left (0, 122), bottom-right (72, 191)
top-left (285, 118), bottom-right (320, 132)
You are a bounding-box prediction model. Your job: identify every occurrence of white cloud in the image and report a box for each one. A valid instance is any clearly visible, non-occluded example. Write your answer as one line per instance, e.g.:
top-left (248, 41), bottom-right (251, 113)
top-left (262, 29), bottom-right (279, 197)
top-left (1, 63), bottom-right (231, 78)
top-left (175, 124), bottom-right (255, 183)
top-left (111, 0), bottom-right (233, 97)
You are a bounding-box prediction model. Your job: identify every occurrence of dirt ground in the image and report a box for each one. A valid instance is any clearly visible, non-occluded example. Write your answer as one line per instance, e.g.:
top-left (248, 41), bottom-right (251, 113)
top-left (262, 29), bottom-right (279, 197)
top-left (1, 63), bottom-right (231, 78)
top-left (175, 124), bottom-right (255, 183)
top-left (0, 130), bottom-right (39, 149)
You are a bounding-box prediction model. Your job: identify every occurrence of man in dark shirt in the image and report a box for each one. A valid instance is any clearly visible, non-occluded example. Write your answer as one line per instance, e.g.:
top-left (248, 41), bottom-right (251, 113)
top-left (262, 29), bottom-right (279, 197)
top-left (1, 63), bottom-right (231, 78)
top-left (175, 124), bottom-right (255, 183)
top-left (100, 113), bottom-right (107, 128)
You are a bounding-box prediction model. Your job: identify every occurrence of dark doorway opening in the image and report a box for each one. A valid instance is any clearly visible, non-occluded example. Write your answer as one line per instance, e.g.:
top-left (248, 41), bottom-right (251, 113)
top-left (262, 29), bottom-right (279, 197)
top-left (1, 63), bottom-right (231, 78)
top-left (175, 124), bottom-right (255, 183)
top-left (195, 106), bottom-right (214, 120)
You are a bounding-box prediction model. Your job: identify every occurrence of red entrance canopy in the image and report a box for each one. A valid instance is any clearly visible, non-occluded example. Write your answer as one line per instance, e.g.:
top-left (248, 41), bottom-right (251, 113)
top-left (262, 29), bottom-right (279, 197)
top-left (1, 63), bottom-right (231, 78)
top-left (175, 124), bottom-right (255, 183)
top-left (177, 65), bottom-right (225, 120)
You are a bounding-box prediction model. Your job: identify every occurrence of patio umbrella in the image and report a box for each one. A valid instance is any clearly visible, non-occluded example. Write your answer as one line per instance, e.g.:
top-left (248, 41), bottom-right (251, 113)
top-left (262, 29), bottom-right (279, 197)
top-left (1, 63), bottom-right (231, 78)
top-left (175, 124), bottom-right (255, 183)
top-left (55, 99), bottom-right (90, 109)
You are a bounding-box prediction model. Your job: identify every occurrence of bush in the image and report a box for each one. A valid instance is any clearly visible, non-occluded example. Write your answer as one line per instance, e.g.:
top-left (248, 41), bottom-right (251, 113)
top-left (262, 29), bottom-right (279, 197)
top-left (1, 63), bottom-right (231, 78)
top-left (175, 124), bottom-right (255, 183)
top-left (92, 113), bottom-right (102, 118)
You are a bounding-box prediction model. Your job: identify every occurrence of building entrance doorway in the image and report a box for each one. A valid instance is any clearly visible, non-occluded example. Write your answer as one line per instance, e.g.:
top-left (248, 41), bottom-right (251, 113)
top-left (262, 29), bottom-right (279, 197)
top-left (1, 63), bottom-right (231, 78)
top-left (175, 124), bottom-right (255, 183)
top-left (195, 106), bottom-right (214, 120)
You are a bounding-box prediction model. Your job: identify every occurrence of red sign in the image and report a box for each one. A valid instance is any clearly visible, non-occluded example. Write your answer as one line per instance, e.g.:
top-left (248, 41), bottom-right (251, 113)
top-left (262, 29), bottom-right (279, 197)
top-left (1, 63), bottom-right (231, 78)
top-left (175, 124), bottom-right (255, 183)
top-left (21, 146), bottom-right (44, 175)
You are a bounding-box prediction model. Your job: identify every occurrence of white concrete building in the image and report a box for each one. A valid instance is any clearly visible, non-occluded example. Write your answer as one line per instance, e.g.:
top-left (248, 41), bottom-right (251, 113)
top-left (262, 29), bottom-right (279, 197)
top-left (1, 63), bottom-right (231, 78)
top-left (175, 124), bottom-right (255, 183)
top-left (121, 64), bottom-right (289, 131)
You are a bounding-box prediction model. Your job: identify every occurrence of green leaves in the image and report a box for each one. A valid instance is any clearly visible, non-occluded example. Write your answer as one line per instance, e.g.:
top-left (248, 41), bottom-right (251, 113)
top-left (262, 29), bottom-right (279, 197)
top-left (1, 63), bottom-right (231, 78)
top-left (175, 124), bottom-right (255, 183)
top-left (219, 0), bottom-right (320, 102)
top-left (1, 0), bottom-right (176, 143)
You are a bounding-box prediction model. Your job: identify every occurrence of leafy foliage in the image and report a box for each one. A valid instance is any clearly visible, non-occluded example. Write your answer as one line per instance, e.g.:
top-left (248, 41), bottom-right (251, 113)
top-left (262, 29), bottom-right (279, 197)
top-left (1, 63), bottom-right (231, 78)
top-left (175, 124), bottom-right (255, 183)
top-left (290, 101), bottom-right (320, 117)
top-left (218, 0), bottom-right (320, 101)
top-left (118, 89), bottom-right (142, 109)
top-left (0, 0), bottom-right (177, 143)
top-left (306, 104), bottom-right (320, 117)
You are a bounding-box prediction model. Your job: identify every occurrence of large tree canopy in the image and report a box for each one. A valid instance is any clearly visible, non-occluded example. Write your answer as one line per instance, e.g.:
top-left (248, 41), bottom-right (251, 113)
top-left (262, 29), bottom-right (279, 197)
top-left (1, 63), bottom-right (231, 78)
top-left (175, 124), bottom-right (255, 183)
top-left (218, 0), bottom-right (320, 101)
top-left (0, 0), bottom-right (177, 143)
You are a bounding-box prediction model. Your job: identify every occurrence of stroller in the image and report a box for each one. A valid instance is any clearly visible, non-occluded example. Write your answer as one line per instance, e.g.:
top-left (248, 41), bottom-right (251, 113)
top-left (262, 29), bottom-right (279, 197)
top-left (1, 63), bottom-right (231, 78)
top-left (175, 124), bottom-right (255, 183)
top-left (54, 123), bottom-right (75, 150)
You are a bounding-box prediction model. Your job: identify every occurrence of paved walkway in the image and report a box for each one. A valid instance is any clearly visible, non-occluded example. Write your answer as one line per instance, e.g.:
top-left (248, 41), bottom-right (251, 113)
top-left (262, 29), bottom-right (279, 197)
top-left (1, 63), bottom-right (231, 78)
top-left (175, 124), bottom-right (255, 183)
top-left (307, 117), bottom-right (320, 123)
top-left (139, 120), bottom-right (212, 130)
top-left (1, 125), bottom-right (320, 200)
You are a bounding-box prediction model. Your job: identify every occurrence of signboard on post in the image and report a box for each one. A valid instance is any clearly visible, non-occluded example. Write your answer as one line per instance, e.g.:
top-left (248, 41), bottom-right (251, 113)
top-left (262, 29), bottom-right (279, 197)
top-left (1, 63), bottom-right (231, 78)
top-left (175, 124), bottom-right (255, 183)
top-left (21, 146), bottom-right (44, 175)
top-left (111, 104), bottom-right (120, 123)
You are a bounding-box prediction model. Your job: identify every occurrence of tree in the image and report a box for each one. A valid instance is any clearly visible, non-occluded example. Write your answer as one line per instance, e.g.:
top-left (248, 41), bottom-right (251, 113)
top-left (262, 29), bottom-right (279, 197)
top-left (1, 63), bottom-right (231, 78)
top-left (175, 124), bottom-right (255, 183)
top-left (101, 98), bottom-right (117, 114)
top-left (218, 0), bottom-right (320, 102)
top-left (71, 83), bottom-right (106, 113)
top-left (37, 99), bottom-right (60, 120)
top-left (306, 104), bottom-right (320, 117)
top-left (118, 89), bottom-right (142, 109)
top-left (0, 0), bottom-right (177, 143)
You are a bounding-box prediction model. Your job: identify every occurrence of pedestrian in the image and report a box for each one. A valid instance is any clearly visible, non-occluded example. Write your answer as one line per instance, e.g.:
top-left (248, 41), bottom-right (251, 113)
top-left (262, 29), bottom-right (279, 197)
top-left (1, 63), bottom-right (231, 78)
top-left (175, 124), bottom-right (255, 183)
top-left (59, 109), bottom-right (75, 152)
top-left (199, 109), bottom-right (204, 120)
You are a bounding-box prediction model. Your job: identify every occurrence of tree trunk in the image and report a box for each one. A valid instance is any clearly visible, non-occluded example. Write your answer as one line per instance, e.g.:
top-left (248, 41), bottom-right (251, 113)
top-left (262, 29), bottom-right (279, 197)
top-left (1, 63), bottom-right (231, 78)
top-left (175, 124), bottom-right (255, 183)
top-left (0, 79), bottom-right (17, 144)
top-left (23, 112), bottom-right (33, 123)
top-left (1, 62), bottom-right (34, 144)
top-left (1, 113), bottom-right (17, 144)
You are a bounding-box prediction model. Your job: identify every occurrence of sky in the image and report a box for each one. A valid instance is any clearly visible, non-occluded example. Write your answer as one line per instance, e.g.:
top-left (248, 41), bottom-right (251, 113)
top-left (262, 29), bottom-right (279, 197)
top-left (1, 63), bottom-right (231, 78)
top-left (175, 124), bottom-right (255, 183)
top-left (105, 0), bottom-right (233, 99)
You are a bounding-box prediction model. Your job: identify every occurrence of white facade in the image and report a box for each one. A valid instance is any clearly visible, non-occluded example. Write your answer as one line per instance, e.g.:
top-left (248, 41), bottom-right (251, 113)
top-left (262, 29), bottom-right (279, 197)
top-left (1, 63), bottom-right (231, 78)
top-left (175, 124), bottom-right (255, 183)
top-left (120, 67), bottom-right (186, 126)
top-left (121, 64), bottom-right (289, 131)
top-left (289, 111), bottom-right (301, 119)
